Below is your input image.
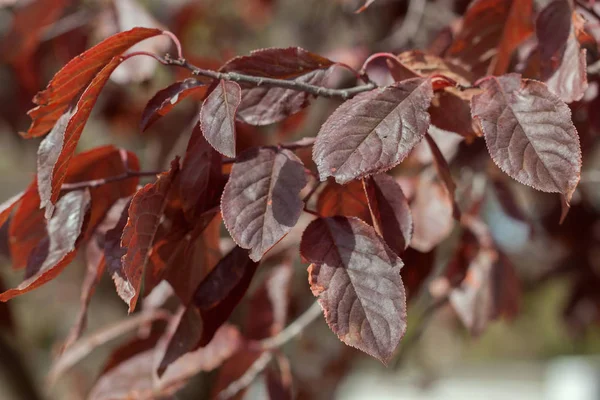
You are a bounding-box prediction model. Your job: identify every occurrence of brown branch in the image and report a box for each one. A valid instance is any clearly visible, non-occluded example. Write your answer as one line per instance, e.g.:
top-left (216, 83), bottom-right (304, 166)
top-left (60, 170), bottom-right (162, 192)
top-left (162, 56), bottom-right (377, 100)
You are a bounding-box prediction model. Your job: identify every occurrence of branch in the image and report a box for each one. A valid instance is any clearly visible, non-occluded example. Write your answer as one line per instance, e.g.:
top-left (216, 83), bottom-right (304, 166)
top-left (163, 56), bottom-right (377, 100)
top-left (218, 301), bottom-right (323, 399)
top-left (60, 170), bottom-right (162, 192)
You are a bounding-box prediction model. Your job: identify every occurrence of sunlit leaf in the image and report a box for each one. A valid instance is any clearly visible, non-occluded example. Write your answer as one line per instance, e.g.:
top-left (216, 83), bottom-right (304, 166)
top-left (200, 80), bottom-right (242, 157)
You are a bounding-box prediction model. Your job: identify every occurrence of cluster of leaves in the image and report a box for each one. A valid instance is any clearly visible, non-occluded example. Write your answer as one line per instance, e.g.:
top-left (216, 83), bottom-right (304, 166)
top-left (1, 0), bottom-right (600, 398)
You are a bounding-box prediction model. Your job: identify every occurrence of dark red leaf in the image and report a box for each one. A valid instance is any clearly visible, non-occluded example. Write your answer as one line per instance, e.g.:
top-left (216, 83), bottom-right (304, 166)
top-left (220, 47), bottom-right (335, 125)
top-left (313, 78), bottom-right (433, 184)
top-left (222, 147), bottom-right (307, 261)
top-left (24, 27), bottom-right (163, 138)
top-left (266, 354), bottom-right (293, 400)
top-left (8, 182), bottom-right (46, 269)
top-left (423, 133), bottom-right (460, 219)
top-left (0, 190), bottom-right (91, 301)
top-left (37, 57), bottom-right (123, 219)
top-left (447, 0), bottom-right (534, 77)
top-left (118, 159), bottom-right (180, 313)
top-left (179, 123), bottom-right (224, 224)
top-left (471, 74), bottom-right (582, 208)
top-left (200, 80), bottom-right (242, 157)
top-left (246, 263), bottom-right (293, 339)
top-left (393, 51), bottom-right (474, 85)
top-left (140, 78), bottom-right (209, 131)
top-left (300, 216), bottom-right (407, 364)
top-left (363, 173), bottom-right (413, 255)
top-left (428, 88), bottom-right (481, 138)
top-left (159, 246), bottom-right (258, 372)
top-left (316, 180), bottom-right (372, 224)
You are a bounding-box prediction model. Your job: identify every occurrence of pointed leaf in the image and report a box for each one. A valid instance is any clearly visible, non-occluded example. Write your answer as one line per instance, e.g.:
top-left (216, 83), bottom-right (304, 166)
top-left (313, 78), bottom-right (433, 184)
top-left (118, 159), bottom-right (180, 312)
top-left (0, 190), bottom-right (91, 301)
top-left (363, 173), bottom-right (413, 255)
top-left (300, 216), bottom-right (407, 364)
top-left (37, 57), bottom-right (123, 218)
top-left (222, 147), bottom-right (307, 261)
top-left (24, 27), bottom-right (162, 138)
top-left (220, 47), bottom-right (335, 125)
top-left (140, 78), bottom-right (209, 131)
top-left (200, 80), bottom-right (242, 157)
top-left (471, 74), bottom-right (582, 205)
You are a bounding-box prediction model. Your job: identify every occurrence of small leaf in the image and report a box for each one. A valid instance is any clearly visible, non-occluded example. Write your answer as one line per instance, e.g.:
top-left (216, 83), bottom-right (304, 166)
top-left (313, 78), bottom-right (433, 184)
top-left (300, 216), bottom-right (407, 364)
top-left (37, 57), bottom-right (123, 218)
top-left (423, 133), bottom-right (460, 219)
top-left (220, 47), bottom-right (335, 125)
top-left (222, 147), bottom-right (307, 261)
top-left (200, 80), bottom-right (242, 157)
top-left (24, 27), bottom-right (162, 138)
top-left (118, 159), bottom-right (180, 313)
top-left (8, 182), bottom-right (46, 269)
top-left (355, 0), bottom-right (375, 13)
top-left (471, 74), bottom-right (582, 206)
top-left (140, 78), bottom-right (209, 131)
top-left (0, 192), bottom-right (25, 229)
top-left (0, 190), bottom-right (91, 301)
top-left (317, 180), bottom-right (372, 224)
top-left (363, 173), bottom-right (413, 255)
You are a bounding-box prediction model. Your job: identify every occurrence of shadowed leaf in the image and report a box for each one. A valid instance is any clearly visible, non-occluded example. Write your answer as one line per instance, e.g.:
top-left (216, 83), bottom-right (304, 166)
top-left (8, 182), bottom-right (46, 269)
top-left (140, 78), bottom-right (209, 131)
top-left (317, 180), bottom-right (372, 223)
top-left (363, 173), bottom-right (413, 255)
top-left (222, 147), bottom-right (307, 261)
top-left (471, 74), bottom-right (582, 209)
top-left (118, 159), bottom-right (180, 313)
top-left (220, 47), bottom-right (335, 125)
top-left (201, 80), bottom-right (242, 157)
top-left (300, 216), bottom-right (407, 364)
top-left (24, 27), bottom-right (162, 138)
top-left (313, 78), bottom-right (433, 184)
top-left (0, 190), bottom-right (91, 301)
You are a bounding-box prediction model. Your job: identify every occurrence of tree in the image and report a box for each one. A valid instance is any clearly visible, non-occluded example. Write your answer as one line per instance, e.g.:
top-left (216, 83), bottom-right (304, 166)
top-left (0, 0), bottom-right (598, 398)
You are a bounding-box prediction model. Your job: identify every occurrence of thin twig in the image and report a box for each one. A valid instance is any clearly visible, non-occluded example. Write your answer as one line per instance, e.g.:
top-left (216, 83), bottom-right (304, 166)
top-left (218, 352), bottom-right (274, 400)
top-left (60, 170), bottom-right (162, 192)
top-left (163, 56), bottom-right (377, 100)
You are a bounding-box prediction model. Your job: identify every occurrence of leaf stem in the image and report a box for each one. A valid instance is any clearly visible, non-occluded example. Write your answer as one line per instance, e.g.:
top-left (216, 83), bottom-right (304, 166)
top-left (60, 170), bottom-right (163, 192)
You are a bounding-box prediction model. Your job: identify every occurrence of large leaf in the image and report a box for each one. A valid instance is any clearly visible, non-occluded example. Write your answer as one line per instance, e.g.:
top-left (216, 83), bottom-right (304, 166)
top-left (37, 57), bottom-right (123, 219)
top-left (24, 27), bottom-right (162, 138)
top-left (0, 190), bottom-right (91, 301)
top-left (118, 159), bottom-right (180, 313)
top-left (140, 78), bottom-right (209, 131)
top-left (221, 147), bottom-right (307, 261)
top-left (471, 74), bottom-right (581, 206)
top-left (313, 78), bottom-right (433, 184)
top-left (363, 173), bottom-right (413, 255)
top-left (200, 80), bottom-right (242, 157)
top-left (220, 47), bottom-right (335, 125)
top-left (300, 216), bottom-right (407, 364)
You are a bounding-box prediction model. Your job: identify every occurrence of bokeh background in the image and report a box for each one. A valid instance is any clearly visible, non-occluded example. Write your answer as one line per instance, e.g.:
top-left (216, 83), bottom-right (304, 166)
top-left (1, 0), bottom-right (600, 399)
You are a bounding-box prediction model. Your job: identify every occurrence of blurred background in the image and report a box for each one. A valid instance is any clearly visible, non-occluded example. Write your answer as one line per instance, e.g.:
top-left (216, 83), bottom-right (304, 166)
top-left (1, 0), bottom-right (600, 399)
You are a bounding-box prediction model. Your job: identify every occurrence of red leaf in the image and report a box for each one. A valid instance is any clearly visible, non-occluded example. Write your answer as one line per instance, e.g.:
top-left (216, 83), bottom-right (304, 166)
top-left (37, 57), bottom-right (123, 219)
top-left (410, 174), bottom-right (454, 252)
top-left (355, 0), bottom-right (375, 13)
top-left (0, 192), bottom-right (24, 229)
top-left (0, 190), bottom-right (91, 301)
top-left (118, 159), bottom-right (180, 313)
top-left (317, 180), bottom-right (372, 224)
top-left (423, 133), bottom-right (461, 219)
top-left (140, 78), bottom-right (209, 131)
top-left (220, 47), bottom-right (335, 125)
top-left (300, 216), bottom-right (407, 364)
top-left (245, 263), bottom-right (293, 340)
top-left (313, 78), bottom-right (433, 184)
top-left (471, 74), bottom-right (582, 207)
top-left (363, 173), bottom-right (413, 255)
top-left (179, 123), bottom-right (224, 224)
top-left (222, 147), bottom-right (307, 261)
top-left (24, 27), bottom-right (163, 138)
top-left (158, 246), bottom-right (258, 372)
top-left (8, 182), bottom-right (46, 269)
top-left (393, 51), bottom-right (474, 85)
top-left (200, 80), bottom-right (242, 157)
top-left (447, 0), bottom-right (534, 77)
top-left (428, 88), bottom-right (481, 138)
